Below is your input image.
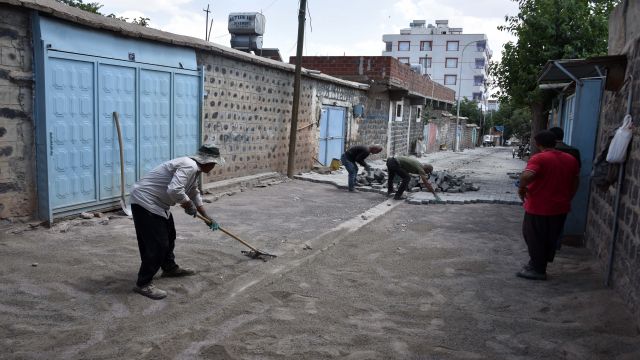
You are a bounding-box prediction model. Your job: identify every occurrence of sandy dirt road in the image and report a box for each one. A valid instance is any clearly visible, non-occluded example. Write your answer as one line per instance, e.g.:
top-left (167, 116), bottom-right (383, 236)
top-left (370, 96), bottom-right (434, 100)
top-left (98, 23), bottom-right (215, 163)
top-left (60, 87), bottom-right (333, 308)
top-left (2, 177), bottom-right (640, 359)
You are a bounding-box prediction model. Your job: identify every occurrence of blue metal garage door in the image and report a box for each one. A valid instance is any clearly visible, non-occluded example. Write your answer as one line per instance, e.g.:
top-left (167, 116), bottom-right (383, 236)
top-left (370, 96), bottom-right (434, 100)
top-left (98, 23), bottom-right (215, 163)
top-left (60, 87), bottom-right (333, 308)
top-left (35, 16), bottom-right (201, 221)
top-left (318, 106), bottom-right (346, 166)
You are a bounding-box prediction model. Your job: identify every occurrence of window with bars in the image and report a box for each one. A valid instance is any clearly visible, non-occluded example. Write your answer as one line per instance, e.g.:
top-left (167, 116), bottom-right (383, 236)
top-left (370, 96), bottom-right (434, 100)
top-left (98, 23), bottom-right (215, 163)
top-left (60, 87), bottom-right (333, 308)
top-left (475, 58), bottom-right (485, 69)
top-left (474, 75), bottom-right (484, 86)
top-left (472, 92), bottom-right (483, 101)
top-left (476, 40), bottom-right (486, 52)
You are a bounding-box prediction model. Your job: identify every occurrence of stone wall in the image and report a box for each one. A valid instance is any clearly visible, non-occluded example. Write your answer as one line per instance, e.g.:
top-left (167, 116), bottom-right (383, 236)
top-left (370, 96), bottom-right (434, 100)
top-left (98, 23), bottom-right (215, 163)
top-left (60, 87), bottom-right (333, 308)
top-left (585, 0), bottom-right (640, 326)
top-left (0, 4), bottom-right (34, 220)
top-left (197, 52), bottom-right (367, 183)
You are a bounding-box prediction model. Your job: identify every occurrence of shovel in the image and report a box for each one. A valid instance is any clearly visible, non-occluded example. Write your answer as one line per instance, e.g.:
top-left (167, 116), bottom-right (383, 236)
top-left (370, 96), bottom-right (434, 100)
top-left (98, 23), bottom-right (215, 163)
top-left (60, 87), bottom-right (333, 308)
top-left (195, 213), bottom-right (277, 261)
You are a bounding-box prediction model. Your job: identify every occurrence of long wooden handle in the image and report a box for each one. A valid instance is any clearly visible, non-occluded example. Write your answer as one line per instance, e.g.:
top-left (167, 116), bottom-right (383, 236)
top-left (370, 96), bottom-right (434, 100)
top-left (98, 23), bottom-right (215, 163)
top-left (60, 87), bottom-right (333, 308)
top-left (195, 213), bottom-right (259, 252)
top-left (113, 112), bottom-right (126, 201)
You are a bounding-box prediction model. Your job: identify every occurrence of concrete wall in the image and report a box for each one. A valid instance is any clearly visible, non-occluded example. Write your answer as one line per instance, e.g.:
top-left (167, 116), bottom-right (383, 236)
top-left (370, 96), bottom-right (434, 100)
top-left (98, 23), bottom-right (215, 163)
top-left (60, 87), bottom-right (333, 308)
top-left (197, 52), bottom-right (367, 183)
top-left (0, 4), bottom-right (34, 221)
top-left (585, 0), bottom-right (640, 326)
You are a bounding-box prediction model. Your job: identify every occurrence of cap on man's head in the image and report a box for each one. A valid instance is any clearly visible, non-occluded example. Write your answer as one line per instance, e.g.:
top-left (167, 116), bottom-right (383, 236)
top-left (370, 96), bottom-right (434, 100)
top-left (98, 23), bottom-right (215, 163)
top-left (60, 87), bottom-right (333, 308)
top-left (190, 143), bottom-right (225, 165)
top-left (423, 164), bottom-right (434, 174)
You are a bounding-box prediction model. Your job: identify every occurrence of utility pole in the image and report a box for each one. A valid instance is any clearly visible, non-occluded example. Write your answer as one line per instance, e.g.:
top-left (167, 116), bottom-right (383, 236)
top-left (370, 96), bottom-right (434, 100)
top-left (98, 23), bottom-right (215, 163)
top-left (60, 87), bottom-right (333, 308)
top-left (203, 4), bottom-right (211, 41)
top-left (286, 0), bottom-right (307, 178)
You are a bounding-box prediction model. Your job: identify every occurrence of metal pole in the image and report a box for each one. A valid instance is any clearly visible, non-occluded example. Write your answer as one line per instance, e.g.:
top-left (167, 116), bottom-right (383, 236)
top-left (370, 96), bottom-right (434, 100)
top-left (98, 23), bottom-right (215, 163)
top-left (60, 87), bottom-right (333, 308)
top-left (454, 40), bottom-right (478, 152)
top-left (203, 4), bottom-right (210, 41)
top-left (286, 0), bottom-right (307, 178)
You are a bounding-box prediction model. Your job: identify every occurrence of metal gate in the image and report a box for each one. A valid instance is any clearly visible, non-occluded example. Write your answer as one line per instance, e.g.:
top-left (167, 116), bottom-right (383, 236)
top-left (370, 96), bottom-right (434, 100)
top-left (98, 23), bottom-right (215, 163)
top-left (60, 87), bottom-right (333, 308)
top-left (35, 16), bottom-right (201, 221)
top-left (318, 106), bottom-right (346, 166)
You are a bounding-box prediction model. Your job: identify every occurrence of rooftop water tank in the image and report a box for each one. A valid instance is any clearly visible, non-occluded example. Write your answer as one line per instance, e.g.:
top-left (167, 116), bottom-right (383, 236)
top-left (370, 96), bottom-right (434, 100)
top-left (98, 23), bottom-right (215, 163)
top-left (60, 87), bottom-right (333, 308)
top-left (228, 12), bottom-right (266, 35)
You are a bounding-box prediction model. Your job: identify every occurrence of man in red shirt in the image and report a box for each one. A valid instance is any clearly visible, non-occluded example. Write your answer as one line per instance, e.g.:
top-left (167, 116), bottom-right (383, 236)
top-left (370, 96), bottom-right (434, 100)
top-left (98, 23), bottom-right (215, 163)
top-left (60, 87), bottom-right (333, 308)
top-left (517, 130), bottom-right (579, 280)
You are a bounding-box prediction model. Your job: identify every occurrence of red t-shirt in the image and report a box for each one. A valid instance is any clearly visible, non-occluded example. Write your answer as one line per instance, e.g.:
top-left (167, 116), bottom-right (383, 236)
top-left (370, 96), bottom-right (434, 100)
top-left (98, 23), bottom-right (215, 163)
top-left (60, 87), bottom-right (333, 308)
top-left (523, 149), bottom-right (579, 215)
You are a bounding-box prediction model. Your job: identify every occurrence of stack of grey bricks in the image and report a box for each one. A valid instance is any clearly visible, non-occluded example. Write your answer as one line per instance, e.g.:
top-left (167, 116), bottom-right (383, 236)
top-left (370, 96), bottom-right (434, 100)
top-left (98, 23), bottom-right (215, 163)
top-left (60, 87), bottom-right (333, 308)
top-left (585, 0), bottom-right (640, 327)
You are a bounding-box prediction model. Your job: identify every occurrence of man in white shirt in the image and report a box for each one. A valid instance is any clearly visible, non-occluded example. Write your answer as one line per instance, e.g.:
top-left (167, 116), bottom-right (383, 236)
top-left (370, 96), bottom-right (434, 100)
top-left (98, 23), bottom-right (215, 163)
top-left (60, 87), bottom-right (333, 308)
top-left (129, 144), bottom-right (224, 299)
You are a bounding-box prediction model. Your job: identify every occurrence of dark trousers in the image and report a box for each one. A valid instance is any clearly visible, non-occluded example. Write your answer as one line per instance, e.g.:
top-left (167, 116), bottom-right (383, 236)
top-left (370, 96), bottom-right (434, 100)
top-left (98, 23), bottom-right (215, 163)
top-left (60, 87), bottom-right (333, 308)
top-left (132, 204), bottom-right (178, 287)
top-left (341, 154), bottom-right (358, 191)
top-left (522, 212), bottom-right (567, 273)
top-left (386, 158), bottom-right (411, 197)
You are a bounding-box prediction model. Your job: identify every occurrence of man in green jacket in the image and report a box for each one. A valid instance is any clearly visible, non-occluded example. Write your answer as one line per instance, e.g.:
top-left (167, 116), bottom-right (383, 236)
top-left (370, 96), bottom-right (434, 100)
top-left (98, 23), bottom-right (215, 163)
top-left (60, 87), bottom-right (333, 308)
top-left (386, 156), bottom-right (435, 200)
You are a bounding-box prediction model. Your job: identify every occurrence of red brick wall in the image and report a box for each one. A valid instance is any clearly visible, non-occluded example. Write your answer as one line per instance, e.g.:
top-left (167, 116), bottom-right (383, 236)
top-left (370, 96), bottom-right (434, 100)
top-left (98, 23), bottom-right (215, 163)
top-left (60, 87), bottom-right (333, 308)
top-left (290, 56), bottom-right (455, 104)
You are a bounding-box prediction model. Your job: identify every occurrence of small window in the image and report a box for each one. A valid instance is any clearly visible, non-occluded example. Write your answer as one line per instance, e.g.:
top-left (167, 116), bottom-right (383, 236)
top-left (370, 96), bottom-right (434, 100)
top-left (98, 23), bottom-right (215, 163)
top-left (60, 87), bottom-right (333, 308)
top-left (398, 41), bottom-right (410, 51)
top-left (475, 58), bottom-right (485, 69)
top-left (385, 42), bottom-right (392, 52)
top-left (472, 92), bottom-right (483, 101)
top-left (474, 75), bottom-right (484, 86)
top-left (395, 103), bottom-right (403, 121)
top-left (447, 41), bottom-right (459, 51)
top-left (416, 106), bottom-right (422, 121)
top-left (375, 99), bottom-right (383, 110)
top-left (420, 57), bottom-right (432, 68)
top-left (444, 75), bottom-right (457, 85)
top-left (420, 41), bottom-right (432, 51)
top-left (397, 57), bottom-right (410, 64)
top-left (476, 40), bottom-right (486, 52)
top-left (445, 58), bottom-right (458, 68)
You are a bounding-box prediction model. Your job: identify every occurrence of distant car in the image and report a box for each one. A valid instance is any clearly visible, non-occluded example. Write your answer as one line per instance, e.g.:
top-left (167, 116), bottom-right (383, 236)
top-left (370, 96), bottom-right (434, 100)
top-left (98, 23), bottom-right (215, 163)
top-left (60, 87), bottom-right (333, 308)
top-left (482, 135), bottom-right (495, 147)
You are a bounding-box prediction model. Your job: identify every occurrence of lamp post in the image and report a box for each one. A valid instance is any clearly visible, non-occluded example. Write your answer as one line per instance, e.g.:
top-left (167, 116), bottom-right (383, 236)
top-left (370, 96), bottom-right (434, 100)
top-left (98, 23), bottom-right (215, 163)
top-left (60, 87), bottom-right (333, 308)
top-left (454, 39), bottom-right (482, 152)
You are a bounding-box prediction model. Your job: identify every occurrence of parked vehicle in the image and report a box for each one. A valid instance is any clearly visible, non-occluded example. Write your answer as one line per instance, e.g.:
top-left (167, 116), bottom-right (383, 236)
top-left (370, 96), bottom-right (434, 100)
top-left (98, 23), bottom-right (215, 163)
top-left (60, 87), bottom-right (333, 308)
top-left (482, 135), bottom-right (496, 147)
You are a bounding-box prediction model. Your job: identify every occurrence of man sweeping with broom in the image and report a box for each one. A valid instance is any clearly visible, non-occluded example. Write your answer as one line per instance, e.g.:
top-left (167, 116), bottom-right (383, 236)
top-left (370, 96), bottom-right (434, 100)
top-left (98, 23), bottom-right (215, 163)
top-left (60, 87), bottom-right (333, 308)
top-left (129, 144), bottom-right (224, 300)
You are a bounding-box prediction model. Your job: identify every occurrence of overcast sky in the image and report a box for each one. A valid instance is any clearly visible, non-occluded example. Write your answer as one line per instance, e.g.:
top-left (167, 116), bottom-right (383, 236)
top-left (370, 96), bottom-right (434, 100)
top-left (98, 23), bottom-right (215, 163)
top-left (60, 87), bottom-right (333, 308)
top-left (99, 0), bottom-right (520, 63)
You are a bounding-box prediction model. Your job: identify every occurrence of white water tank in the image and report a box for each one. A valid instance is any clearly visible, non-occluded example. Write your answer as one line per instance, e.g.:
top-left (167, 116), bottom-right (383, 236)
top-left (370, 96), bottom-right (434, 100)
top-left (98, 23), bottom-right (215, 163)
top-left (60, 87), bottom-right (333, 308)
top-left (228, 13), bottom-right (266, 35)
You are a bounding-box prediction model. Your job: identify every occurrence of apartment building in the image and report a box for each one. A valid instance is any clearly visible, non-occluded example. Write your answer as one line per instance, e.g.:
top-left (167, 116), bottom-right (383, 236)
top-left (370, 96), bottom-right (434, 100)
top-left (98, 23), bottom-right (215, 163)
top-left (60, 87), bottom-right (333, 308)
top-left (382, 20), bottom-right (491, 107)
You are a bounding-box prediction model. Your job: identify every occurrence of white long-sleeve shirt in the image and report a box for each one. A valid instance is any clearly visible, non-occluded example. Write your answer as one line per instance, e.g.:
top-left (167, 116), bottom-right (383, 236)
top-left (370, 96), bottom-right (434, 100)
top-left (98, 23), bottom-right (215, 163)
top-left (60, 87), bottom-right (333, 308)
top-left (129, 157), bottom-right (204, 218)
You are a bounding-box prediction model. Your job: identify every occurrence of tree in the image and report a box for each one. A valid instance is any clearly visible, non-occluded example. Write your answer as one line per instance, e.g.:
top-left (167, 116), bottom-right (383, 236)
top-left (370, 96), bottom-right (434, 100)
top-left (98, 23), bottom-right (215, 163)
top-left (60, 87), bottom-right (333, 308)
top-left (56, 0), bottom-right (150, 27)
top-left (491, 0), bottom-right (618, 149)
top-left (456, 98), bottom-right (483, 125)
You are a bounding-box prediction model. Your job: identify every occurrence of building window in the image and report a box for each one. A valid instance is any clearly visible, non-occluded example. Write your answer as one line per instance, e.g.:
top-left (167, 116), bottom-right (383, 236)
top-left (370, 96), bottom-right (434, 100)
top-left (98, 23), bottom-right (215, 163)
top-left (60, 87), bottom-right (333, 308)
top-left (419, 57), bottom-right (432, 68)
top-left (397, 57), bottom-right (410, 64)
top-left (476, 40), bottom-right (486, 52)
top-left (475, 58), bottom-right (485, 69)
top-left (398, 41), bottom-right (410, 51)
top-left (385, 42), bottom-right (392, 52)
top-left (375, 99), bottom-right (383, 110)
top-left (416, 106), bottom-right (422, 121)
top-left (474, 75), bottom-right (484, 86)
top-left (447, 41), bottom-right (459, 51)
top-left (420, 41), bottom-right (432, 51)
top-left (445, 58), bottom-right (458, 68)
top-left (395, 102), bottom-right (403, 121)
top-left (444, 75), bottom-right (457, 85)
top-left (472, 92), bottom-right (483, 101)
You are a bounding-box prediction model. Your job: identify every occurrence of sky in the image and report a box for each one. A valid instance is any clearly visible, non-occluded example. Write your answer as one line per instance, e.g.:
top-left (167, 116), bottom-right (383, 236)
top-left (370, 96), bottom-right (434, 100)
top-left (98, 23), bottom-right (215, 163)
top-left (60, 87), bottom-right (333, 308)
top-left (98, 0), bottom-right (520, 64)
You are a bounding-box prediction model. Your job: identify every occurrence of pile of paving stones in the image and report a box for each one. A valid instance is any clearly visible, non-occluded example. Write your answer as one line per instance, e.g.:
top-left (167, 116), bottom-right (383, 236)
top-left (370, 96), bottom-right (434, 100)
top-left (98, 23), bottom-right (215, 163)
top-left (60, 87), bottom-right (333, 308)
top-left (430, 171), bottom-right (480, 193)
top-left (356, 169), bottom-right (387, 190)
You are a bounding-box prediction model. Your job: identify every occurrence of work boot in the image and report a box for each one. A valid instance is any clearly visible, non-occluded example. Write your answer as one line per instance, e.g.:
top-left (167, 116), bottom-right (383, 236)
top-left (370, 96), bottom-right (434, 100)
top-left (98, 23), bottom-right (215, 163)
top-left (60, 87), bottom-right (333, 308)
top-left (133, 284), bottom-right (167, 300)
top-left (161, 266), bottom-right (196, 278)
top-left (516, 266), bottom-right (547, 280)
top-left (393, 194), bottom-right (406, 200)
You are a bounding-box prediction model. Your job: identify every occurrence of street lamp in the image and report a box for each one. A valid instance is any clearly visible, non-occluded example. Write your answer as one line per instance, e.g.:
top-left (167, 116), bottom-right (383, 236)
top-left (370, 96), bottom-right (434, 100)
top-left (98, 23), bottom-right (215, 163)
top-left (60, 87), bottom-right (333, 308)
top-left (454, 39), bottom-right (483, 152)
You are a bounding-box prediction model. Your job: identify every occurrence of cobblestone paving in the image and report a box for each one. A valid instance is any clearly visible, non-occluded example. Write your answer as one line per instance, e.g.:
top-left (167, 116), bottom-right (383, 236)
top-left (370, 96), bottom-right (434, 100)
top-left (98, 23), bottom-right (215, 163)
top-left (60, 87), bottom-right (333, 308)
top-left (296, 147), bottom-right (525, 205)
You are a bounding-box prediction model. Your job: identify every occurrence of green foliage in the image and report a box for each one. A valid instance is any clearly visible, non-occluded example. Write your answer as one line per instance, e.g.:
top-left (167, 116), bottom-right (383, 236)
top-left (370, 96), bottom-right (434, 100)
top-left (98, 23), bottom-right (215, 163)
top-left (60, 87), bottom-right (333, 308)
top-left (56, 0), bottom-right (102, 13)
top-left (56, 0), bottom-right (150, 27)
top-left (485, 101), bottom-right (531, 141)
top-left (491, 0), bottom-right (619, 108)
top-left (456, 98), bottom-right (483, 125)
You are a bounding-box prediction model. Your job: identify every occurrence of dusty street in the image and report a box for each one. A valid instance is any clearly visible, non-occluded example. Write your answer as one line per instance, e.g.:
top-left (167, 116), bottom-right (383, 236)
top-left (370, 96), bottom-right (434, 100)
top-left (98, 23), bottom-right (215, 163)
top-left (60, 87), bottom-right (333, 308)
top-left (2, 148), bottom-right (640, 359)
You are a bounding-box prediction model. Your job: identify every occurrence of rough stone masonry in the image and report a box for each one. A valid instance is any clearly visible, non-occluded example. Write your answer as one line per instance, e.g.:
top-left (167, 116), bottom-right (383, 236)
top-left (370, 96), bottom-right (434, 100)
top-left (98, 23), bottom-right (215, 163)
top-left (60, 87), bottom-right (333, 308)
top-left (0, 5), bottom-right (35, 221)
